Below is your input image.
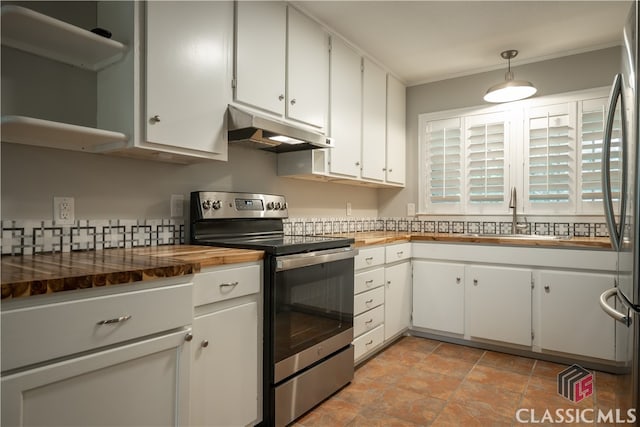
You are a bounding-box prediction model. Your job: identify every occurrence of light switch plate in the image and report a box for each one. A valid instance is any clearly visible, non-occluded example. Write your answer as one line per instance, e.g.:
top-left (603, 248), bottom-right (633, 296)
top-left (346, 202), bottom-right (352, 216)
top-left (407, 203), bottom-right (416, 217)
top-left (53, 197), bottom-right (75, 225)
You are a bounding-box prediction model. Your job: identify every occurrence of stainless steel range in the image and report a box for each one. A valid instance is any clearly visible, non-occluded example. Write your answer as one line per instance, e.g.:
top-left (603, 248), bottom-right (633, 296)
top-left (190, 191), bottom-right (355, 426)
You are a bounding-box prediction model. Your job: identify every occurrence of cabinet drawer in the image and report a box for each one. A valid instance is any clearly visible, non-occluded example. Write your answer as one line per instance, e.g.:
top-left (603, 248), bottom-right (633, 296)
top-left (193, 264), bottom-right (261, 307)
top-left (354, 268), bottom-right (385, 294)
top-left (385, 242), bottom-right (411, 264)
top-left (353, 324), bottom-right (384, 361)
top-left (354, 286), bottom-right (384, 316)
top-left (353, 305), bottom-right (384, 338)
top-left (355, 246), bottom-right (385, 270)
top-left (1, 281), bottom-right (193, 372)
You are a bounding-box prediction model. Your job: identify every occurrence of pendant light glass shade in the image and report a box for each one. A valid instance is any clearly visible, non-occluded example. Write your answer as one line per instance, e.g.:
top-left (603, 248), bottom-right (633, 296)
top-left (484, 50), bottom-right (537, 103)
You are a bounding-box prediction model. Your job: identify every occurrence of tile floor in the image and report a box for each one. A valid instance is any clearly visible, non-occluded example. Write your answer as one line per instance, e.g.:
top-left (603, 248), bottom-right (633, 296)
top-left (294, 336), bottom-right (624, 426)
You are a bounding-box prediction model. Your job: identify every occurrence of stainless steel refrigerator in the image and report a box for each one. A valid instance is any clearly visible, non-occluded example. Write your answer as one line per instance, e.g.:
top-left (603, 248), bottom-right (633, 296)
top-left (599, 0), bottom-right (640, 422)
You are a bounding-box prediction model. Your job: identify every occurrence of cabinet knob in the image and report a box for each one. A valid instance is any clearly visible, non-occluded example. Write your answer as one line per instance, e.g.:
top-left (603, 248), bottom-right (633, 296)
top-left (389, 168), bottom-right (393, 172)
top-left (473, 279), bottom-right (478, 286)
top-left (201, 340), bottom-right (209, 348)
top-left (355, 161), bottom-right (361, 166)
top-left (544, 285), bottom-right (550, 292)
top-left (290, 98), bottom-right (296, 105)
top-left (184, 332), bottom-right (193, 342)
top-left (278, 94), bottom-right (284, 101)
top-left (456, 277), bottom-right (461, 283)
top-left (150, 114), bottom-right (161, 123)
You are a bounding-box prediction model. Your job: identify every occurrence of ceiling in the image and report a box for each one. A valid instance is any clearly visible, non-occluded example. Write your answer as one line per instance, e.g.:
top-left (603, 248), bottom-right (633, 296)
top-left (292, 1), bottom-right (631, 86)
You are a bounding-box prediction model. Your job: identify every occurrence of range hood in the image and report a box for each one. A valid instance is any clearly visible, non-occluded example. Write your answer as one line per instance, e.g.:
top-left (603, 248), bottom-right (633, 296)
top-left (227, 105), bottom-right (333, 153)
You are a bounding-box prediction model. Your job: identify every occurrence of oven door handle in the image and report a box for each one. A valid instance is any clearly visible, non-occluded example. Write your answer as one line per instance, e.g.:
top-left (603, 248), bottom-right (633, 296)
top-left (276, 247), bottom-right (357, 271)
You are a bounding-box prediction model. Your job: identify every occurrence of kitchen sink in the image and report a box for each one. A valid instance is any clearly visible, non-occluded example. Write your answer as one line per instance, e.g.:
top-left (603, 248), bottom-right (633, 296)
top-left (460, 233), bottom-right (569, 241)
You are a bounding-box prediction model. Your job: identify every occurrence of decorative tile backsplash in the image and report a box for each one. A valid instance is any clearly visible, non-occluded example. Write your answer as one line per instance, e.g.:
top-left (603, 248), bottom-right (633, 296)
top-left (1, 216), bottom-right (611, 256)
top-left (1, 219), bottom-right (184, 256)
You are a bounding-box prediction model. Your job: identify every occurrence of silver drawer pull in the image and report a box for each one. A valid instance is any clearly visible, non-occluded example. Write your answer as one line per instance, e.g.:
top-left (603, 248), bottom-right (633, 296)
top-left (365, 257), bottom-right (374, 262)
top-left (397, 251), bottom-right (404, 256)
top-left (365, 279), bottom-right (374, 286)
top-left (365, 299), bottom-right (374, 304)
top-left (97, 315), bottom-right (131, 325)
top-left (365, 319), bottom-right (373, 324)
top-left (365, 340), bottom-right (373, 345)
top-left (220, 281), bottom-right (239, 288)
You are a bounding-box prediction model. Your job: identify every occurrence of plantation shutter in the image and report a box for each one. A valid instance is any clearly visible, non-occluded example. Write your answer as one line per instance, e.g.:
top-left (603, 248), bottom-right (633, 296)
top-left (425, 117), bottom-right (463, 211)
top-left (579, 97), bottom-right (622, 211)
top-left (465, 112), bottom-right (508, 210)
top-left (524, 103), bottom-right (576, 212)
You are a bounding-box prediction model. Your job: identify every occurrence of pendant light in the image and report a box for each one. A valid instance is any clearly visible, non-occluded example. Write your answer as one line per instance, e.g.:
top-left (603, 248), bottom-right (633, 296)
top-left (483, 49), bottom-right (537, 103)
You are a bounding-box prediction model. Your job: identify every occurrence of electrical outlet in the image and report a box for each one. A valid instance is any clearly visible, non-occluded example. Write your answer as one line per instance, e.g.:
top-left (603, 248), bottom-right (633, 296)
top-left (53, 197), bottom-right (75, 225)
top-left (171, 194), bottom-right (184, 218)
top-left (346, 202), bottom-right (352, 216)
top-left (407, 203), bottom-right (416, 217)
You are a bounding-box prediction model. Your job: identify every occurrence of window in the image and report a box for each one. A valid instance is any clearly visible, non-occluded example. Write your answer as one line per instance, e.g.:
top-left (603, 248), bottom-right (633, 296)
top-left (418, 87), bottom-right (612, 216)
top-left (524, 103), bottom-right (576, 213)
top-left (579, 97), bottom-right (622, 213)
top-left (422, 117), bottom-right (463, 213)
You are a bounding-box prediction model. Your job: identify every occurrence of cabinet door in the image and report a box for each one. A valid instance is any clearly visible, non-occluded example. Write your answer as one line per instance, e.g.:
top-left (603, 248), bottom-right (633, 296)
top-left (287, 6), bottom-right (328, 129)
top-left (190, 301), bottom-right (259, 427)
top-left (465, 265), bottom-right (532, 346)
top-left (145, 1), bottom-right (232, 154)
top-left (361, 58), bottom-right (387, 181)
top-left (384, 261), bottom-right (411, 340)
top-left (386, 74), bottom-right (406, 185)
top-left (329, 36), bottom-right (362, 177)
top-left (539, 271), bottom-right (615, 360)
top-left (1, 329), bottom-right (190, 427)
top-left (235, 1), bottom-right (286, 115)
top-left (412, 261), bottom-right (465, 334)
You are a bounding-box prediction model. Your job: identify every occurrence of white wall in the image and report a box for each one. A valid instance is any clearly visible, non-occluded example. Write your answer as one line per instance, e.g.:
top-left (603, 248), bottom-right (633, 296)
top-left (0, 142), bottom-right (379, 220)
top-left (378, 47), bottom-right (623, 218)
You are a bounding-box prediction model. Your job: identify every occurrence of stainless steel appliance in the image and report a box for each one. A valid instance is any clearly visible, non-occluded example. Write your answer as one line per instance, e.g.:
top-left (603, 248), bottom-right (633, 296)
top-left (190, 191), bottom-right (355, 426)
top-left (599, 1), bottom-right (640, 422)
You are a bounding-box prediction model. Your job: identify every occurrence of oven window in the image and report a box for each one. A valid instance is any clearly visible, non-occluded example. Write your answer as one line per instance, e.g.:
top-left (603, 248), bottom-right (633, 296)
top-left (274, 258), bottom-right (354, 363)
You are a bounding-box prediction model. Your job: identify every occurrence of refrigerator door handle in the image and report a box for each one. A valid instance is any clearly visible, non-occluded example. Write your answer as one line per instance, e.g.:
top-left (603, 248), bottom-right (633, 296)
top-left (601, 73), bottom-right (627, 252)
top-left (599, 287), bottom-right (632, 326)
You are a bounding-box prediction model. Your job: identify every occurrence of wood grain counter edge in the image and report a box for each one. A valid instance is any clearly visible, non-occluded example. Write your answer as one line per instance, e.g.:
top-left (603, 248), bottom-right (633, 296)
top-left (1, 245), bottom-right (264, 300)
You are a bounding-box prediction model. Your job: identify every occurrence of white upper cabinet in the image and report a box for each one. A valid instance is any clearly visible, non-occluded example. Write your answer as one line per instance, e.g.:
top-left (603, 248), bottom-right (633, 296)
top-left (287, 7), bottom-right (328, 129)
top-left (386, 74), bottom-right (406, 185)
top-left (329, 36), bottom-right (362, 178)
top-left (235, 2), bottom-right (328, 130)
top-left (361, 57), bottom-right (387, 181)
top-left (235, 1), bottom-right (286, 116)
top-left (145, 1), bottom-right (231, 156)
top-left (96, 1), bottom-right (233, 162)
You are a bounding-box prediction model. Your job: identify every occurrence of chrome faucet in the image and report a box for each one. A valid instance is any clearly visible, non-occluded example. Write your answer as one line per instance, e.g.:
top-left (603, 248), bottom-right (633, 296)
top-left (509, 186), bottom-right (518, 234)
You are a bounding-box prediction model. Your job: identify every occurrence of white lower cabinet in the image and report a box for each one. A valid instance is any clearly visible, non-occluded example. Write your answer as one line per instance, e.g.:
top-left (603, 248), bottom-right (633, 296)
top-left (189, 262), bottom-right (262, 427)
top-left (465, 265), bottom-right (532, 347)
top-left (2, 329), bottom-right (190, 427)
top-left (191, 302), bottom-right (258, 427)
top-left (1, 279), bottom-right (194, 427)
top-left (537, 270), bottom-right (615, 360)
top-left (384, 261), bottom-right (411, 340)
top-left (412, 261), bottom-right (465, 335)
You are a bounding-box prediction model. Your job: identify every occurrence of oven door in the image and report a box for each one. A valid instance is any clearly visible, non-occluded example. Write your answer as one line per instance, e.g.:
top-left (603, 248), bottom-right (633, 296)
top-left (273, 247), bottom-right (355, 383)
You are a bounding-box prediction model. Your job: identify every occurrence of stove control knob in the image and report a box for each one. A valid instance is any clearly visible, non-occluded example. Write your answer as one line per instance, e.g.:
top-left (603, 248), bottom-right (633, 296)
top-left (267, 202), bottom-right (275, 210)
top-left (202, 200), bottom-right (212, 210)
top-left (212, 200), bottom-right (221, 210)
top-left (280, 202), bottom-right (288, 210)
top-left (274, 202), bottom-right (281, 210)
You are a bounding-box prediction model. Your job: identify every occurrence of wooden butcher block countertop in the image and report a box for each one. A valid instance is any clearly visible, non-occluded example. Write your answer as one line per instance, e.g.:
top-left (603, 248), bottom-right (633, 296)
top-left (335, 231), bottom-right (612, 249)
top-left (1, 245), bottom-right (264, 300)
